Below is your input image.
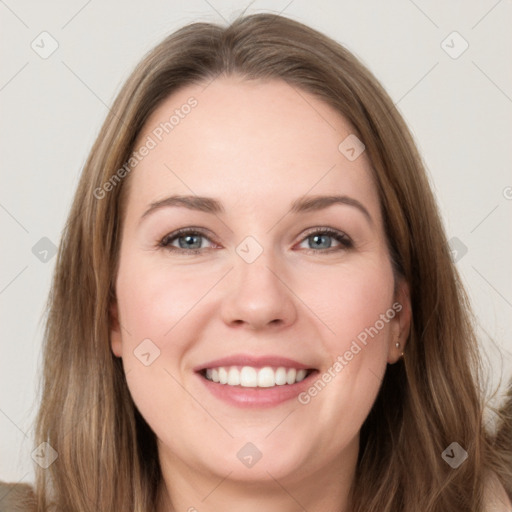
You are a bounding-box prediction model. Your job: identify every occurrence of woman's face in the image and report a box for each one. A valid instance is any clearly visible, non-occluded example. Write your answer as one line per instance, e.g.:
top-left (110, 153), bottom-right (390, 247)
top-left (110, 76), bottom-right (410, 487)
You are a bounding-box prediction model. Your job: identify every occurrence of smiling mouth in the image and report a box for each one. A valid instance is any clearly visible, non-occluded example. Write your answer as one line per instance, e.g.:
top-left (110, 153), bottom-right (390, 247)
top-left (198, 366), bottom-right (316, 388)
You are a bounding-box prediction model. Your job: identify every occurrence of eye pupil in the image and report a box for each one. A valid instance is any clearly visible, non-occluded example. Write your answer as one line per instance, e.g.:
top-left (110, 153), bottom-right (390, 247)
top-left (179, 234), bottom-right (201, 249)
top-left (310, 234), bottom-right (331, 249)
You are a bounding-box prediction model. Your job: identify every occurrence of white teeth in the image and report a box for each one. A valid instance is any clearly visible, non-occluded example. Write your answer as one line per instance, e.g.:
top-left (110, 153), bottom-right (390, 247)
top-left (227, 367), bottom-right (240, 386)
top-left (296, 369), bottom-right (307, 382)
top-left (257, 367), bottom-right (275, 388)
top-left (240, 367), bottom-right (258, 387)
top-left (218, 367), bottom-right (228, 384)
top-left (286, 368), bottom-right (297, 385)
top-left (275, 367), bottom-right (287, 385)
top-left (203, 365), bottom-right (310, 387)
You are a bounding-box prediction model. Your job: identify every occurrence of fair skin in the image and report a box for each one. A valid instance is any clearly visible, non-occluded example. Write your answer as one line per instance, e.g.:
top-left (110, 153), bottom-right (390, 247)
top-left (110, 76), bottom-right (411, 512)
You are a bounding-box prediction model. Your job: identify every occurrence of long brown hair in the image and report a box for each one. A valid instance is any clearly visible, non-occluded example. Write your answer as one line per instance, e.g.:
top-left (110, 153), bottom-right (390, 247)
top-left (34, 13), bottom-right (511, 511)
top-left (490, 381), bottom-right (512, 499)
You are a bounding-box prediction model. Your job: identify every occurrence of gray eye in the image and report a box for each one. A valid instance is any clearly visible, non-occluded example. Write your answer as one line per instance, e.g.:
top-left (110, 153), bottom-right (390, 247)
top-left (177, 234), bottom-right (203, 249)
top-left (308, 234), bottom-right (333, 249)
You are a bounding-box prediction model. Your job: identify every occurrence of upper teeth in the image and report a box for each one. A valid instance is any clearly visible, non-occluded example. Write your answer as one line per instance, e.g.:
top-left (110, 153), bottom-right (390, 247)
top-left (205, 366), bottom-right (308, 387)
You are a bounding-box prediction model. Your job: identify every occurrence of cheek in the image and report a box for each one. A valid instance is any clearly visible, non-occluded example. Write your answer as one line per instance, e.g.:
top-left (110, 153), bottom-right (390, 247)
top-left (293, 258), bottom-right (394, 420)
top-left (116, 258), bottom-right (215, 350)
top-left (300, 257), bottom-right (395, 350)
top-left (114, 257), bottom-right (224, 417)
top-left (115, 262), bottom-right (206, 436)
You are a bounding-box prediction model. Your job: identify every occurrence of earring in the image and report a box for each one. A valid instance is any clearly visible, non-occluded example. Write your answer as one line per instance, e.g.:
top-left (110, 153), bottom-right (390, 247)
top-left (395, 340), bottom-right (404, 358)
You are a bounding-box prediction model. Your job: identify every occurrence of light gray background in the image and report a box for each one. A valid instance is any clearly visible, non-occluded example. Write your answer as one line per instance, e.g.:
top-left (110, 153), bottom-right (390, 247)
top-left (1, 0), bottom-right (511, 485)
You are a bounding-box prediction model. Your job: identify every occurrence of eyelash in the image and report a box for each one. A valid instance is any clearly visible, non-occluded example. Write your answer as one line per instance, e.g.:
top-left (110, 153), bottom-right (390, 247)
top-left (158, 227), bottom-right (353, 255)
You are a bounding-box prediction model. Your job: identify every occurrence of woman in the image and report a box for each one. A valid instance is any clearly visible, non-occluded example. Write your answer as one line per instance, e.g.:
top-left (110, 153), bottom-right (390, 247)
top-left (2, 12), bottom-right (510, 511)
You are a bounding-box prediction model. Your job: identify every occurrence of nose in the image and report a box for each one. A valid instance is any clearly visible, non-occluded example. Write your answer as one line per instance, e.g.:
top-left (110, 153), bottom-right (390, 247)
top-left (220, 249), bottom-right (298, 331)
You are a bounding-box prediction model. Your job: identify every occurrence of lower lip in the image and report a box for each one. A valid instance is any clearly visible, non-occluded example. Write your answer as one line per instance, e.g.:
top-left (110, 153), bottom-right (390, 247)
top-left (196, 371), bottom-right (318, 408)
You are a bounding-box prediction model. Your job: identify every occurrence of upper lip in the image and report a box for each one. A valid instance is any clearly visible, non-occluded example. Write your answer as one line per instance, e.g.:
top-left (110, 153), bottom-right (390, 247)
top-left (194, 354), bottom-right (315, 372)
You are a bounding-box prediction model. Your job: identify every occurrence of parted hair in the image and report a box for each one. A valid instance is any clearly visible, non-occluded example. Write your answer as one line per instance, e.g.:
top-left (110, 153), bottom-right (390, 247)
top-left (33, 12), bottom-right (511, 511)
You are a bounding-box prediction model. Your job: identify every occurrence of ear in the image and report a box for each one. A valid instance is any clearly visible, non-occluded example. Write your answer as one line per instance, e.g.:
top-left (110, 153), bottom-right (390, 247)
top-left (387, 278), bottom-right (411, 364)
top-left (109, 299), bottom-right (123, 358)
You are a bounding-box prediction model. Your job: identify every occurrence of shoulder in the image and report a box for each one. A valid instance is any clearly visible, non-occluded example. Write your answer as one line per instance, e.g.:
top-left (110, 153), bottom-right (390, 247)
top-left (0, 481), bottom-right (36, 512)
top-left (484, 471), bottom-right (512, 512)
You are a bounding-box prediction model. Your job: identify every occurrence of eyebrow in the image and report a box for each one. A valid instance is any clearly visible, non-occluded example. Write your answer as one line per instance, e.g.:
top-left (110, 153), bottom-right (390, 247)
top-left (139, 194), bottom-right (373, 225)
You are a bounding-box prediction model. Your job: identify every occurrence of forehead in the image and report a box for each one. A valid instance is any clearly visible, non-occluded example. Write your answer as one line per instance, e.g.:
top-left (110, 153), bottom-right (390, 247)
top-left (126, 77), bottom-right (379, 219)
